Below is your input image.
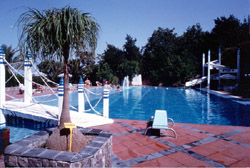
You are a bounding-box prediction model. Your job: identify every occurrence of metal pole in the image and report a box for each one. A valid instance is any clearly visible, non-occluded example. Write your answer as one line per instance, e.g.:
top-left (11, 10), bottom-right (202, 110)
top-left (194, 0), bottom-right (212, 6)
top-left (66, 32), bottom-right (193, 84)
top-left (207, 50), bottom-right (211, 89)
top-left (202, 53), bottom-right (205, 77)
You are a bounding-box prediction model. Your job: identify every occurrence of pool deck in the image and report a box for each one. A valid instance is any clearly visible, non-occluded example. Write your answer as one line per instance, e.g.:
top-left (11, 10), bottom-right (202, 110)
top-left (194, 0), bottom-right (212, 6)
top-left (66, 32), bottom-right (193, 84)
top-left (1, 87), bottom-right (250, 167)
top-left (91, 119), bottom-right (250, 167)
top-left (1, 120), bottom-right (250, 167)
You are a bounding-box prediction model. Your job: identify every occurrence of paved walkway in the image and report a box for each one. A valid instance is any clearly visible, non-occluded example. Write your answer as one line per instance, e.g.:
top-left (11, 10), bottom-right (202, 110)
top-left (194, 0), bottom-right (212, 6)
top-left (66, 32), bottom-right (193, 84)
top-left (1, 119), bottom-right (250, 167)
top-left (91, 119), bottom-right (250, 167)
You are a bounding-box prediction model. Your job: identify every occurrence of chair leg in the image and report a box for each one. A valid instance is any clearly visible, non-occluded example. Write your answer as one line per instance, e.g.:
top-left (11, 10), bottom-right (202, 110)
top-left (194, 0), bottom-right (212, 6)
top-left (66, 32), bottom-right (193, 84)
top-left (168, 128), bottom-right (177, 138)
top-left (144, 126), bottom-right (152, 135)
top-left (168, 118), bottom-right (175, 126)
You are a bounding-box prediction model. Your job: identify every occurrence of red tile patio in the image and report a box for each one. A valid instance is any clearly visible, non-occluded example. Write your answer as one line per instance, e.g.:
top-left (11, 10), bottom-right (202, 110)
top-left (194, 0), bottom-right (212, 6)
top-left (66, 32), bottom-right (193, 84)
top-left (91, 119), bottom-right (250, 167)
top-left (1, 118), bottom-right (250, 167)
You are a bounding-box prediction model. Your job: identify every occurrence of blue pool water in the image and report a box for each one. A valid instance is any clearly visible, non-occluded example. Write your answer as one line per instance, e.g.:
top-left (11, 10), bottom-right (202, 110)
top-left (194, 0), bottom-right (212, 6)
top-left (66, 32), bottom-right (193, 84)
top-left (5, 116), bottom-right (55, 143)
top-left (38, 86), bottom-right (250, 127)
top-left (5, 86), bottom-right (250, 143)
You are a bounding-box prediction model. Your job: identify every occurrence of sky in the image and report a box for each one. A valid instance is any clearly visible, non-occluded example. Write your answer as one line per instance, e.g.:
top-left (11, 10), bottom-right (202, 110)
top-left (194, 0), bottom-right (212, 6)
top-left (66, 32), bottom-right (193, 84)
top-left (0, 0), bottom-right (249, 56)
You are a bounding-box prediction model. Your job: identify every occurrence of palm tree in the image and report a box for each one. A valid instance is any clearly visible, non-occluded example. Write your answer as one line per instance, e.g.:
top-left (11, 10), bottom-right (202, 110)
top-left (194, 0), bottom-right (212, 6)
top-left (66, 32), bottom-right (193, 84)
top-left (17, 7), bottom-right (99, 152)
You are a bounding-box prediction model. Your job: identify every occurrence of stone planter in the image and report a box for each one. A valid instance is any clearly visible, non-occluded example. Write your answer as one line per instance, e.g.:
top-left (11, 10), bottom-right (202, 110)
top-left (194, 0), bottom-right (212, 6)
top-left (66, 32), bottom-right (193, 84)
top-left (0, 128), bottom-right (10, 154)
top-left (4, 127), bottom-right (112, 167)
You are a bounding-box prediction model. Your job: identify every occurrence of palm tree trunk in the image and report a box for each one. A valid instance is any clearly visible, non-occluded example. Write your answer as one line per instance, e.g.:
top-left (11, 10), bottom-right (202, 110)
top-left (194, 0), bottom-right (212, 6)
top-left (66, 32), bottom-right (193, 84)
top-left (46, 43), bottom-right (89, 152)
top-left (59, 44), bottom-right (71, 128)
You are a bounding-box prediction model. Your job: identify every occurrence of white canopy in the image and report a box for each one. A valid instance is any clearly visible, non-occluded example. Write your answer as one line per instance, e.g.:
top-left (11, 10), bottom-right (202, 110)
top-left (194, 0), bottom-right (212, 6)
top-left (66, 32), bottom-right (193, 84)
top-left (33, 71), bottom-right (47, 77)
top-left (58, 73), bottom-right (72, 78)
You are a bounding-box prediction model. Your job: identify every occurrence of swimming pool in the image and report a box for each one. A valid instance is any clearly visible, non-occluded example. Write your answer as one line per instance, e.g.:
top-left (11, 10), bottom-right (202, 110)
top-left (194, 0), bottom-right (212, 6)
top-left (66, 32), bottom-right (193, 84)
top-left (5, 115), bottom-right (55, 143)
top-left (38, 86), bottom-right (250, 127)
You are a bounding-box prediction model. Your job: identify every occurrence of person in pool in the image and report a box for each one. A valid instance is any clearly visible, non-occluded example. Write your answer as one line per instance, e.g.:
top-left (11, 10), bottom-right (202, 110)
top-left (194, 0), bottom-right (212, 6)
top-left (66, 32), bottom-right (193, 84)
top-left (117, 85), bottom-right (121, 92)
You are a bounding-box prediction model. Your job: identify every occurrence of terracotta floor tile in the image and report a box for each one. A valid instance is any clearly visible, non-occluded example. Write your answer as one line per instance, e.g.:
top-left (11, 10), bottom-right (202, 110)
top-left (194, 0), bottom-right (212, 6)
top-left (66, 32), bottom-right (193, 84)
top-left (113, 143), bottom-right (128, 153)
top-left (229, 131), bottom-right (250, 145)
top-left (134, 135), bottom-right (157, 145)
top-left (167, 152), bottom-right (198, 165)
top-left (209, 139), bottom-right (238, 151)
top-left (165, 134), bottom-right (200, 146)
top-left (189, 143), bottom-right (218, 156)
top-left (174, 127), bottom-right (211, 139)
top-left (146, 141), bottom-right (170, 152)
top-left (207, 152), bottom-right (238, 166)
top-left (221, 145), bottom-right (250, 160)
top-left (230, 160), bottom-right (250, 167)
top-left (132, 160), bottom-right (155, 167)
top-left (113, 134), bottom-right (133, 143)
top-left (121, 139), bottom-right (142, 148)
top-left (114, 119), bottom-right (147, 130)
top-left (151, 156), bottom-right (183, 167)
top-left (132, 145), bottom-right (156, 156)
top-left (230, 157), bottom-right (250, 167)
top-left (183, 158), bottom-right (215, 167)
top-left (91, 122), bottom-right (131, 133)
top-left (126, 133), bottom-right (144, 139)
top-left (115, 148), bottom-right (140, 161)
top-left (188, 124), bottom-right (235, 135)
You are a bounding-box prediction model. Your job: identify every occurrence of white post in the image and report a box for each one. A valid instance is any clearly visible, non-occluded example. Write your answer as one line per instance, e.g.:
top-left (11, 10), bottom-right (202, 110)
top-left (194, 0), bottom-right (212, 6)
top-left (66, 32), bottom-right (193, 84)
top-left (202, 53), bottom-right (205, 77)
top-left (58, 77), bottom-right (64, 120)
top-left (24, 51), bottom-right (32, 103)
top-left (78, 77), bottom-right (85, 113)
top-left (207, 50), bottom-right (211, 89)
top-left (218, 48), bottom-right (221, 90)
top-left (237, 48), bottom-right (240, 83)
top-left (103, 88), bottom-right (109, 118)
top-left (0, 46), bottom-right (6, 127)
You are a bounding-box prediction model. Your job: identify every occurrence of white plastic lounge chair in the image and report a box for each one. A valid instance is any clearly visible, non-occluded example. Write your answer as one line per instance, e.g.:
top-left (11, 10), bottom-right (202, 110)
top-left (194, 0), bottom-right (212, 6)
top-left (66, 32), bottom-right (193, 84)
top-left (144, 110), bottom-right (177, 138)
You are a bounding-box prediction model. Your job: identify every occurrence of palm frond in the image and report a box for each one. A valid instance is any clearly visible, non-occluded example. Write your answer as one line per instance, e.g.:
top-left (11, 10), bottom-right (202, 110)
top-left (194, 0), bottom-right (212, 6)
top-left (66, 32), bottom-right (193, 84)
top-left (17, 6), bottom-right (100, 62)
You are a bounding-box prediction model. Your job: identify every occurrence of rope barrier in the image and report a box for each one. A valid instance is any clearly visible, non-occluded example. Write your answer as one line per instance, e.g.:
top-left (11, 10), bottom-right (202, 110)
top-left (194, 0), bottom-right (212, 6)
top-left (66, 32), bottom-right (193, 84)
top-left (7, 65), bottom-right (22, 85)
top-left (30, 61), bottom-right (59, 86)
top-left (3, 58), bottom-right (60, 112)
top-left (84, 91), bottom-right (102, 115)
top-left (87, 93), bottom-right (103, 110)
top-left (3, 59), bottom-right (107, 118)
top-left (5, 63), bottom-right (22, 84)
top-left (4, 58), bottom-right (59, 99)
top-left (5, 93), bottom-right (18, 100)
top-left (81, 93), bottom-right (103, 112)
top-left (5, 73), bottom-right (14, 84)
top-left (7, 61), bottom-right (23, 65)
top-left (85, 88), bottom-right (103, 95)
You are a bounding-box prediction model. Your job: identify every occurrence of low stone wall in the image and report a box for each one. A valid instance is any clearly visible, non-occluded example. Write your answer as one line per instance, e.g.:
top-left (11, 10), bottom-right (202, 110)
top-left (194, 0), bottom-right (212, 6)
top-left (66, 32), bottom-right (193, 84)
top-left (4, 128), bottom-right (112, 167)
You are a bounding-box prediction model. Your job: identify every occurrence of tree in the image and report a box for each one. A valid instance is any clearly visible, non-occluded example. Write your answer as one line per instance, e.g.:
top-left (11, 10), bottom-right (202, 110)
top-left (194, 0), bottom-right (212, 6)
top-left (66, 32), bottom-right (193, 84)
top-left (17, 7), bottom-right (99, 152)
top-left (123, 35), bottom-right (141, 62)
top-left (99, 35), bottom-right (142, 83)
top-left (179, 24), bottom-right (208, 75)
top-left (100, 44), bottom-right (125, 74)
top-left (37, 60), bottom-right (63, 83)
top-left (68, 59), bottom-right (84, 84)
top-left (212, 15), bottom-right (241, 48)
top-left (96, 63), bottom-right (114, 82)
top-left (122, 35), bottom-right (142, 80)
